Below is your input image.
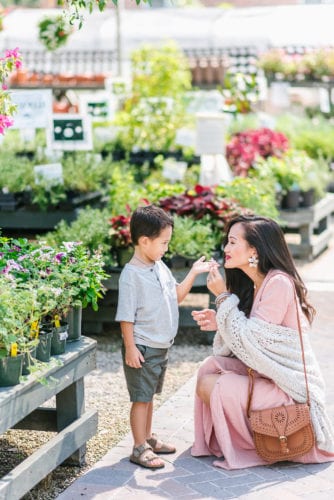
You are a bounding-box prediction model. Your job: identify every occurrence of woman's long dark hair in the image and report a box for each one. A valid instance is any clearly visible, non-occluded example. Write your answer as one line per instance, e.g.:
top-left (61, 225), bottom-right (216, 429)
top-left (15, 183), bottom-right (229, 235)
top-left (223, 215), bottom-right (315, 323)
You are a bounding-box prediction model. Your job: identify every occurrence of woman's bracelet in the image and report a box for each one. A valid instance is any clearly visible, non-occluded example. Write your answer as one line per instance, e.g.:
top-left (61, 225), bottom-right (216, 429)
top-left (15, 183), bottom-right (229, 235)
top-left (215, 292), bottom-right (232, 308)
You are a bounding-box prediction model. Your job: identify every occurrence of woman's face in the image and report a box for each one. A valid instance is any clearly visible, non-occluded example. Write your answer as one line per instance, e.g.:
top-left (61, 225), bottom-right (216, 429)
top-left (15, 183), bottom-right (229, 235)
top-left (223, 222), bottom-right (256, 271)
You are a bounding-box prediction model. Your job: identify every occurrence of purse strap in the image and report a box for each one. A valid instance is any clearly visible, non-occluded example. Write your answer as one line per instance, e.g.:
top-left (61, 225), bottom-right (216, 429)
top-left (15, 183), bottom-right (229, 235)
top-left (246, 272), bottom-right (311, 418)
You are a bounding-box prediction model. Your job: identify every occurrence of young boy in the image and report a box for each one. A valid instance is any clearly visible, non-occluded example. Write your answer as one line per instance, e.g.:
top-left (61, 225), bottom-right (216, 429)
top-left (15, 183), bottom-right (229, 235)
top-left (115, 204), bottom-right (213, 469)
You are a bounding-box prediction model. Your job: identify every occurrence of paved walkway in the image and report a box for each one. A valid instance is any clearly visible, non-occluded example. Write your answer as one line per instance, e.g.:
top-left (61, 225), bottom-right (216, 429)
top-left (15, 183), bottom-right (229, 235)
top-left (58, 242), bottom-right (334, 500)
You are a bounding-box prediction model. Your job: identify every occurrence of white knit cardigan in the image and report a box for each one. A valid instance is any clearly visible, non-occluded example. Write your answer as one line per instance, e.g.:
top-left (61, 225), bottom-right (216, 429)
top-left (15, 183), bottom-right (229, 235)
top-left (214, 294), bottom-right (334, 453)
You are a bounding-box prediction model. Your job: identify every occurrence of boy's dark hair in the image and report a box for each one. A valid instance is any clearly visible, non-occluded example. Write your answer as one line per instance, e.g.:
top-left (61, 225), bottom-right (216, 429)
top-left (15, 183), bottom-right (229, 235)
top-left (130, 205), bottom-right (174, 245)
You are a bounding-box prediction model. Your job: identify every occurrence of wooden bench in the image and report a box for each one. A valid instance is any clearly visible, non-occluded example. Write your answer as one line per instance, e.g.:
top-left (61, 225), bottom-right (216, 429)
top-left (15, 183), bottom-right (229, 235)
top-left (279, 193), bottom-right (334, 260)
top-left (0, 336), bottom-right (97, 500)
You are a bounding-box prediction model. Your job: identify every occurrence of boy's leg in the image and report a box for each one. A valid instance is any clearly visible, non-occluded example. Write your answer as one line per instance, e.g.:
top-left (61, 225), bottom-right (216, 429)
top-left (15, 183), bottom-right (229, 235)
top-left (130, 401), bottom-right (151, 447)
top-left (145, 401), bottom-right (176, 455)
top-left (130, 400), bottom-right (164, 468)
top-left (145, 401), bottom-right (154, 441)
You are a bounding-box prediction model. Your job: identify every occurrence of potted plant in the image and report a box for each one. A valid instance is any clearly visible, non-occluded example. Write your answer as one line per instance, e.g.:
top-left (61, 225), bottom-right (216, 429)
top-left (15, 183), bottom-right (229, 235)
top-left (0, 278), bottom-right (40, 386)
top-left (216, 176), bottom-right (279, 220)
top-left (167, 215), bottom-right (218, 268)
top-left (226, 128), bottom-right (289, 177)
top-left (113, 42), bottom-right (192, 157)
top-left (109, 211), bottom-right (133, 267)
top-left (297, 156), bottom-right (330, 207)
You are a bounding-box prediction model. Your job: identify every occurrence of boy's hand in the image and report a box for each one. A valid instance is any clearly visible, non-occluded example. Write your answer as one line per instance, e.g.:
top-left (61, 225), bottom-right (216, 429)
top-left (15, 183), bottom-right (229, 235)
top-left (191, 256), bottom-right (219, 276)
top-left (125, 346), bottom-right (145, 369)
top-left (192, 309), bottom-right (218, 331)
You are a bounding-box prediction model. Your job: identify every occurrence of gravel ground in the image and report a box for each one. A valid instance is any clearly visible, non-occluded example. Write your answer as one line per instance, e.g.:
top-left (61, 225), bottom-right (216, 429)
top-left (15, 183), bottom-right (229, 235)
top-left (0, 331), bottom-right (212, 499)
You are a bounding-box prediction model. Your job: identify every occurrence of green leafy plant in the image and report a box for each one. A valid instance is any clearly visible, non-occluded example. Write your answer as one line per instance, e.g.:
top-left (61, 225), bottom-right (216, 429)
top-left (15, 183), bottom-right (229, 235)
top-left (217, 177), bottom-right (278, 220)
top-left (168, 215), bottom-right (218, 260)
top-left (276, 114), bottom-right (334, 161)
top-left (40, 207), bottom-right (112, 265)
top-left (253, 150), bottom-right (329, 199)
top-left (113, 42), bottom-right (192, 152)
top-left (0, 277), bottom-right (39, 358)
top-left (0, 152), bottom-right (34, 192)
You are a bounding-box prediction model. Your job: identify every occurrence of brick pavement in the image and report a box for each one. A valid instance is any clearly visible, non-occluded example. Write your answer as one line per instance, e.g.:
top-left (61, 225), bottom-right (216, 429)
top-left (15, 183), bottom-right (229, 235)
top-left (57, 243), bottom-right (334, 500)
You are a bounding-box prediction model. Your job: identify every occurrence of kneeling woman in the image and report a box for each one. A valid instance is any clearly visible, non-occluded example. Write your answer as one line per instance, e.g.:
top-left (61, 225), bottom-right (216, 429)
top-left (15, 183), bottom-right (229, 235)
top-left (192, 215), bottom-right (334, 470)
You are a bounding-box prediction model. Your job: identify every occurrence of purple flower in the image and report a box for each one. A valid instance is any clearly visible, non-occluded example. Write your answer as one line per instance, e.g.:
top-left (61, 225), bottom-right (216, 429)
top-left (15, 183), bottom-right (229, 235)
top-left (55, 252), bottom-right (66, 262)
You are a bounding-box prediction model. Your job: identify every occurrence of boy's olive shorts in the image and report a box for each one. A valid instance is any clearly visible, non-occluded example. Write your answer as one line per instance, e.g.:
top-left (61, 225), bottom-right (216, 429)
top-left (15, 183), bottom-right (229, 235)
top-left (122, 343), bottom-right (169, 402)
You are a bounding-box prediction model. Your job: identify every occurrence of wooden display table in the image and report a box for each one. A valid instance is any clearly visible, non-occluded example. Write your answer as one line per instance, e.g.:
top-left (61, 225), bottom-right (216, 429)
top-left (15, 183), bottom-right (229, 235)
top-left (279, 193), bottom-right (334, 260)
top-left (0, 337), bottom-right (97, 500)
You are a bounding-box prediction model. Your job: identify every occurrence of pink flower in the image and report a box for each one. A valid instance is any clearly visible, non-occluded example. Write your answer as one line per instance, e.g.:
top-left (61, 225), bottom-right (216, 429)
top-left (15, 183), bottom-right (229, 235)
top-left (5, 47), bottom-right (20, 59)
top-left (0, 114), bottom-right (14, 135)
top-left (226, 128), bottom-right (289, 176)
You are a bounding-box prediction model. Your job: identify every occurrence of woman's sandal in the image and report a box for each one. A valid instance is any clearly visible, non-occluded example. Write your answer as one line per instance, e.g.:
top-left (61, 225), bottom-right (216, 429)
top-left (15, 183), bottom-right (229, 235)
top-left (147, 433), bottom-right (176, 455)
top-left (129, 443), bottom-right (165, 469)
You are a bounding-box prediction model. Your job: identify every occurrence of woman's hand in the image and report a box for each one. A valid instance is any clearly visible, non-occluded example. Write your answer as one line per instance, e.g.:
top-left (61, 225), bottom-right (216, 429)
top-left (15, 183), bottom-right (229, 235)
top-left (206, 266), bottom-right (227, 296)
top-left (192, 309), bottom-right (217, 331)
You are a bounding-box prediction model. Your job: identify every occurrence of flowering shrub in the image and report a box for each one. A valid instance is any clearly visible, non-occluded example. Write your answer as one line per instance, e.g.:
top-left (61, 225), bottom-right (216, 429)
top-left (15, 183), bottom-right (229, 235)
top-left (0, 47), bottom-right (22, 134)
top-left (226, 128), bottom-right (289, 176)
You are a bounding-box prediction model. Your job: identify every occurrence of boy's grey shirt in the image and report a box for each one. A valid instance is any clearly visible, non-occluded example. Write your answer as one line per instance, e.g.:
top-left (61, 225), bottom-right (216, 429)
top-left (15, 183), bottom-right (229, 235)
top-left (115, 260), bottom-right (179, 348)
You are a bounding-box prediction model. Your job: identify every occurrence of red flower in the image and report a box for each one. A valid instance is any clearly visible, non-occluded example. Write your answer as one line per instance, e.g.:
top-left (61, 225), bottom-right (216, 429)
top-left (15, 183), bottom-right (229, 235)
top-left (109, 212), bottom-right (132, 248)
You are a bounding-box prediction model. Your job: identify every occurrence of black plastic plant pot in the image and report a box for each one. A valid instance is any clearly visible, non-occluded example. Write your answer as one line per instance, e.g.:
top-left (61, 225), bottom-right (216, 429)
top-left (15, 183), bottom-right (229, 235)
top-left (300, 189), bottom-right (315, 208)
top-left (22, 347), bottom-right (37, 375)
top-left (0, 353), bottom-right (24, 387)
top-left (281, 190), bottom-right (300, 210)
top-left (36, 331), bottom-right (53, 362)
top-left (50, 323), bottom-right (68, 355)
top-left (67, 306), bottom-right (82, 342)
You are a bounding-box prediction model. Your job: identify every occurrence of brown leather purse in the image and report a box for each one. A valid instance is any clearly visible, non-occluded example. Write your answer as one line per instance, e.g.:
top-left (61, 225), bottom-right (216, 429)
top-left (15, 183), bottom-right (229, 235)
top-left (247, 284), bottom-right (315, 463)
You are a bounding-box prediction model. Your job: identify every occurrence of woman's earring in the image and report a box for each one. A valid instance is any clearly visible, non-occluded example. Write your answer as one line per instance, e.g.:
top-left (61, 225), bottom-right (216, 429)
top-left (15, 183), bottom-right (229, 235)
top-left (248, 255), bottom-right (259, 268)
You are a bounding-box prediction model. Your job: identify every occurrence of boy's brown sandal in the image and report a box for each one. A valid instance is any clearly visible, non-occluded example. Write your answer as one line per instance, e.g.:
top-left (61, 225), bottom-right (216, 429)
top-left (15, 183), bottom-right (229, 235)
top-left (129, 443), bottom-right (165, 469)
top-left (147, 433), bottom-right (176, 455)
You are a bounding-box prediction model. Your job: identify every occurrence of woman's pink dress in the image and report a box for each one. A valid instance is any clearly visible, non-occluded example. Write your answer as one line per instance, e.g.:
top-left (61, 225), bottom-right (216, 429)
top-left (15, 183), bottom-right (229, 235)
top-left (191, 270), bottom-right (334, 469)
